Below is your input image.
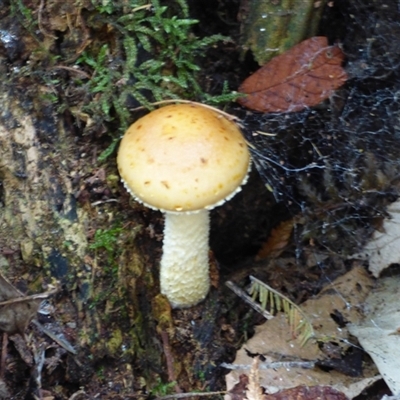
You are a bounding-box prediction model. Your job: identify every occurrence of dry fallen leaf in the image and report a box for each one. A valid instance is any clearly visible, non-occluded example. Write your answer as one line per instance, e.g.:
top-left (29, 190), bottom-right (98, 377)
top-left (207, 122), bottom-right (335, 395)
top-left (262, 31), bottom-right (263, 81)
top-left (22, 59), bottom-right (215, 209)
top-left (256, 219), bottom-right (294, 260)
top-left (238, 36), bottom-right (347, 113)
top-left (0, 274), bottom-right (40, 334)
top-left (229, 360), bottom-right (349, 400)
top-left (263, 386), bottom-right (349, 400)
top-left (351, 199), bottom-right (400, 277)
top-left (348, 275), bottom-right (400, 395)
top-left (0, 273), bottom-right (42, 335)
top-left (225, 266), bottom-right (379, 399)
top-left (229, 374), bottom-right (249, 400)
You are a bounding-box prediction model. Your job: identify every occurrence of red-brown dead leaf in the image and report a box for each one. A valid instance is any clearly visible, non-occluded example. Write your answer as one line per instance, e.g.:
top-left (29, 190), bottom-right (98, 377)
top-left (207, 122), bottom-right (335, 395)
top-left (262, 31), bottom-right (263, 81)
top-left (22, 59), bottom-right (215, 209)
top-left (228, 374), bottom-right (249, 400)
top-left (256, 219), bottom-right (294, 260)
top-left (238, 37), bottom-right (348, 113)
top-left (263, 385), bottom-right (349, 400)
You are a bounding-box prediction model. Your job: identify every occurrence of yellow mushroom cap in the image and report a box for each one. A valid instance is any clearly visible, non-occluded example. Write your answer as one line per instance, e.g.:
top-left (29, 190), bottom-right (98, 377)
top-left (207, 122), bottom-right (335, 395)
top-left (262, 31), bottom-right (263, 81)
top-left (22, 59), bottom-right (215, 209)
top-left (117, 104), bottom-right (251, 212)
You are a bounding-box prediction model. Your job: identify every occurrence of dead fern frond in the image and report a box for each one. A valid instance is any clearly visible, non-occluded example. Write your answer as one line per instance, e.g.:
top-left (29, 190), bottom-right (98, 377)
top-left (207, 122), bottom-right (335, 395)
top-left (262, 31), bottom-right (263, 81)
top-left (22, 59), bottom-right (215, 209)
top-left (248, 276), bottom-right (314, 346)
top-left (245, 357), bottom-right (265, 400)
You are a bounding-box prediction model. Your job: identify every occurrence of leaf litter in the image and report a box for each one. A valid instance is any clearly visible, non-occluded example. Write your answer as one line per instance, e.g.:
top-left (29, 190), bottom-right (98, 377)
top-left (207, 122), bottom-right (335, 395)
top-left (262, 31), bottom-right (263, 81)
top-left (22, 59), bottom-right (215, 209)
top-left (256, 219), bottom-right (295, 260)
top-left (0, 270), bottom-right (79, 397)
top-left (225, 266), bottom-right (380, 399)
top-left (232, 15), bottom-right (400, 396)
top-left (228, 357), bottom-right (349, 400)
top-left (226, 198), bottom-right (400, 397)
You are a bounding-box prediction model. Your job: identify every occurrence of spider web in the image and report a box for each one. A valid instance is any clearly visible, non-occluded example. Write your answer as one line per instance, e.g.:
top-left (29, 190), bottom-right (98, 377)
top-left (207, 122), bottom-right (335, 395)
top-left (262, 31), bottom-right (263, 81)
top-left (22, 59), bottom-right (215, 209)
top-left (236, 0), bottom-right (400, 256)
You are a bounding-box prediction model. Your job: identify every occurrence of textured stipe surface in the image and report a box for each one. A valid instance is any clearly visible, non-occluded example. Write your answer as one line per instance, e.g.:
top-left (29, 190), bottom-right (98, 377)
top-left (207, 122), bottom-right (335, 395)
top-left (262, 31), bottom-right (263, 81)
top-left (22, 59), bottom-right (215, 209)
top-left (160, 210), bottom-right (210, 308)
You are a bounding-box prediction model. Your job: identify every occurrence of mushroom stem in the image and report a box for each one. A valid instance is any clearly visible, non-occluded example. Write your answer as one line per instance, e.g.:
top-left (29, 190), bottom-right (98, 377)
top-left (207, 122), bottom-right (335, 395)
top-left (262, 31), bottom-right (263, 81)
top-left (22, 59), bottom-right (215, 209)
top-left (160, 210), bottom-right (210, 308)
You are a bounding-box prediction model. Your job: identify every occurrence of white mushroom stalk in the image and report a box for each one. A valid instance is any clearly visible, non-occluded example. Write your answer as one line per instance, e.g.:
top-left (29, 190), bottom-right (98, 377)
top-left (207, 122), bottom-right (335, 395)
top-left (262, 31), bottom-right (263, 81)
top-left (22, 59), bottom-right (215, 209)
top-left (117, 103), bottom-right (251, 308)
top-left (161, 211), bottom-right (210, 308)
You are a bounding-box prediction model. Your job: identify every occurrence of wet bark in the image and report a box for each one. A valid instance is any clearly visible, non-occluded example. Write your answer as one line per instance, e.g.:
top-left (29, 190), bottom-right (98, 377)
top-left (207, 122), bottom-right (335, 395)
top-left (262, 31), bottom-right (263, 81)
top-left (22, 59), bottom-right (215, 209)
top-left (0, 86), bottom-right (88, 277)
top-left (0, 84), bottom-right (164, 385)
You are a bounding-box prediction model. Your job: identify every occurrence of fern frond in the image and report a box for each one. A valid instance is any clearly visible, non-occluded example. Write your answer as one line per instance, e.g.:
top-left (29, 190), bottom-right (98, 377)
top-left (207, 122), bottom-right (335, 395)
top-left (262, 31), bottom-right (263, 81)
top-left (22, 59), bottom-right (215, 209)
top-left (249, 275), bottom-right (314, 345)
top-left (245, 357), bottom-right (264, 400)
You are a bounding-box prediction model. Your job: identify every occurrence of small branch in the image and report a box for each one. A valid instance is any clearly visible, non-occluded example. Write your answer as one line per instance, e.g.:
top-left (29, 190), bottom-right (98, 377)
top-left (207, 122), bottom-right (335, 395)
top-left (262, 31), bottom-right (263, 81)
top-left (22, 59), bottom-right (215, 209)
top-left (0, 287), bottom-right (59, 307)
top-left (51, 66), bottom-right (91, 79)
top-left (225, 281), bottom-right (274, 320)
top-left (220, 361), bottom-right (315, 370)
top-left (91, 199), bottom-right (119, 207)
top-left (38, 0), bottom-right (57, 39)
top-left (156, 391), bottom-right (226, 400)
top-left (68, 390), bottom-right (87, 400)
top-left (32, 320), bottom-right (77, 355)
top-left (160, 330), bottom-right (182, 394)
top-left (132, 4), bottom-right (152, 13)
top-left (0, 333), bottom-right (7, 379)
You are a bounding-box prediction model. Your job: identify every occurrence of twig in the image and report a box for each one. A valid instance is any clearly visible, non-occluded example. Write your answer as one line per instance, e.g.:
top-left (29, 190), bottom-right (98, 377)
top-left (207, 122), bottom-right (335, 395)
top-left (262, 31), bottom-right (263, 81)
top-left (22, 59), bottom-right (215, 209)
top-left (156, 391), bottom-right (226, 400)
top-left (91, 199), bottom-right (119, 207)
top-left (225, 281), bottom-right (274, 320)
top-left (220, 361), bottom-right (315, 370)
top-left (32, 342), bottom-right (46, 393)
top-left (160, 330), bottom-right (182, 394)
top-left (132, 4), bottom-right (152, 12)
top-left (0, 333), bottom-right (7, 379)
top-left (38, 0), bottom-right (57, 39)
top-left (0, 287), bottom-right (59, 307)
top-left (32, 320), bottom-right (77, 355)
top-left (253, 131), bottom-right (277, 137)
top-left (51, 66), bottom-right (91, 79)
top-left (68, 390), bottom-right (87, 400)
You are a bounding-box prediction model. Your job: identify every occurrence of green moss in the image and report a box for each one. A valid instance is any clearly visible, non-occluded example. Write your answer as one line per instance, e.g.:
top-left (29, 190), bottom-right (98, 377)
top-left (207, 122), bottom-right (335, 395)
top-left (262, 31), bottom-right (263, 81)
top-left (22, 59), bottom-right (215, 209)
top-left (150, 378), bottom-right (177, 397)
top-left (106, 328), bottom-right (123, 354)
top-left (89, 227), bottom-right (123, 258)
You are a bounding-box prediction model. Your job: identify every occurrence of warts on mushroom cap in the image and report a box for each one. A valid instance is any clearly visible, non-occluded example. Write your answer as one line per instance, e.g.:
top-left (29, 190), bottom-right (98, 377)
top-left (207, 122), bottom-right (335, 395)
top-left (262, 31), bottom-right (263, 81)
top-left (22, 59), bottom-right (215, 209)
top-left (117, 103), bottom-right (250, 213)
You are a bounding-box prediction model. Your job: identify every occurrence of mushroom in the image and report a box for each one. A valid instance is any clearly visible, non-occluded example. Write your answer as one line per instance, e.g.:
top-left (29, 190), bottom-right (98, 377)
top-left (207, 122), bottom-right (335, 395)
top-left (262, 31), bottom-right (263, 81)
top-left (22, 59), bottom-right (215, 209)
top-left (117, 103), bottom-right (251, 308)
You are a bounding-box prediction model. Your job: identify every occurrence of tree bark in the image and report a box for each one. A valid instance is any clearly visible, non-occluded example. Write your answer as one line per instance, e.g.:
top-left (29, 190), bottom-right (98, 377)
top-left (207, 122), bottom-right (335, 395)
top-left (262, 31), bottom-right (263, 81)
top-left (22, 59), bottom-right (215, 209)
top-left (0, 83), bottom-right (165, 390)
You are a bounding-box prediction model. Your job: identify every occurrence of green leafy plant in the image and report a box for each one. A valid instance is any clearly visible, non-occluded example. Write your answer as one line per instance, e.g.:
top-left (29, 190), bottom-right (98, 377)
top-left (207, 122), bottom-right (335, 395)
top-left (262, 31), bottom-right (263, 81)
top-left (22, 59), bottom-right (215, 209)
top-left (78, 0), bottom-right (235, 142)
top-left (10, 0), bottom-right (35, 25)
top-left (150, 378), bottom-right (177, 397)
top-left (10, 0), bottom-right (239, 161)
